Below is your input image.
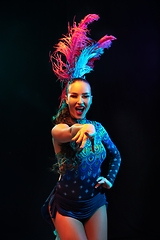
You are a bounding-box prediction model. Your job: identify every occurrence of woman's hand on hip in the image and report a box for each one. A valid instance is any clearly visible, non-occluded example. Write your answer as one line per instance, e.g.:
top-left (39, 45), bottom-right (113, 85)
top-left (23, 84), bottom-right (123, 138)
top-left (95, 177), bottom-right (112, 189)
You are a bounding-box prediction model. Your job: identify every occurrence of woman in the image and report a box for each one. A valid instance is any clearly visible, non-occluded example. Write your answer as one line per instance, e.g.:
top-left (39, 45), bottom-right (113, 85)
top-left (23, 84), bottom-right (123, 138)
top-left (41, 14), bottom-right (121, 240)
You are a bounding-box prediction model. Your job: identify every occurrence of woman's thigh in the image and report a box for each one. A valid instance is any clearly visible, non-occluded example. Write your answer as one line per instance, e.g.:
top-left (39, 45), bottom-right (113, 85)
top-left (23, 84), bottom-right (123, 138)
top-left (84, 205), bottom-right (107, 240)
top-left (54, 211), bottom-right (88, 240)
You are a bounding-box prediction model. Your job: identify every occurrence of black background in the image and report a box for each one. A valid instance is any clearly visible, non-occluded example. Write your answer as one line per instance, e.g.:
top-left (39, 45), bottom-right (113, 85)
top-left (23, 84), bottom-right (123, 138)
top-left (1, 0), bottom-right (160, 239)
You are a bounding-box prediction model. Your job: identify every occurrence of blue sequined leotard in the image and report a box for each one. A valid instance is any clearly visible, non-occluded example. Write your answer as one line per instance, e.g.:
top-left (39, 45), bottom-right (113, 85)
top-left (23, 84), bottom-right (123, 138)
top-left (41, 119), bottom-right (121, 229)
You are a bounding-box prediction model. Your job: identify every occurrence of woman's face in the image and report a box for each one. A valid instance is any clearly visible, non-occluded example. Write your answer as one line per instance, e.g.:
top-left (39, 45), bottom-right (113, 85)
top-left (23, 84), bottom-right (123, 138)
top-left (66, 81), bottom-right (92, 119)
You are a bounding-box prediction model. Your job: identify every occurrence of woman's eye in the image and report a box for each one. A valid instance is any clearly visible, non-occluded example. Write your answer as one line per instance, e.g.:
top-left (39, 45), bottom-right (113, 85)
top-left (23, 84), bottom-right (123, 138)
top-left (71, 95), bottom-right (77, 98)
top-left (83, 95), bottom-right (90, 98)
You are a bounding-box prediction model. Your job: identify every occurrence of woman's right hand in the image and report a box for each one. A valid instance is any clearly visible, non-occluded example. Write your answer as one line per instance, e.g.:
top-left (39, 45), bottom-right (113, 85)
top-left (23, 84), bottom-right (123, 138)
top-left (71, 124), bottom-right (96, 152)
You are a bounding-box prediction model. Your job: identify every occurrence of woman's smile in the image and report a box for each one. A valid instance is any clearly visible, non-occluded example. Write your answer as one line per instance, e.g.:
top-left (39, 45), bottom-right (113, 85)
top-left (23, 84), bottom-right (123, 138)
top-left (75, 105), bottom-right (85, 115)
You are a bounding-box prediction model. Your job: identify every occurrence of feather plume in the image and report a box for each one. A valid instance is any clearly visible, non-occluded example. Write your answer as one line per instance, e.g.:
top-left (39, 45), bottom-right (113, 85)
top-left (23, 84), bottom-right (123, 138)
top-left (50, 14), bottom-right (100, 82)
top-left (50, 14), bottom-right (116, 106)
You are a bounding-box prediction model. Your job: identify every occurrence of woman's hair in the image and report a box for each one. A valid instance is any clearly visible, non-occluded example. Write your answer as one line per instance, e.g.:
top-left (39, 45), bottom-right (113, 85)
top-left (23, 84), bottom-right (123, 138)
top-left (51, 78), bottom-right (91, 174)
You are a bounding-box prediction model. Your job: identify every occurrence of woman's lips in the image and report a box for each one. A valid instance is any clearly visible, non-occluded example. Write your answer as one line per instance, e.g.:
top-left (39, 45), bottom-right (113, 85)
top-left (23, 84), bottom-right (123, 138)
top-left (75, 106), bottom-right (85, 115)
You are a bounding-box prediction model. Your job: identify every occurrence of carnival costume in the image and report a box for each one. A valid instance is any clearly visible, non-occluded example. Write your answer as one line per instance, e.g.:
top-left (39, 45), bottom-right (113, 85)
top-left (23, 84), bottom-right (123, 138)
top-left (41, 14), bottom-right (121, 238)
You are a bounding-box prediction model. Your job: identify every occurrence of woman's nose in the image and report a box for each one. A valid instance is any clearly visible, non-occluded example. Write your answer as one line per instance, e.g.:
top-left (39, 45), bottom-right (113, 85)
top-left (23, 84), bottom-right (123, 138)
top-left (77, 95), bottom-right (83, 104)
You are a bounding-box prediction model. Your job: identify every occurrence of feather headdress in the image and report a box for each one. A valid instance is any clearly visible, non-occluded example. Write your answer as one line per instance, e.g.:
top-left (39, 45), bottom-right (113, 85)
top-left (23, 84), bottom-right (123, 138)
top-left (50, 14), bottom-right (116, 106)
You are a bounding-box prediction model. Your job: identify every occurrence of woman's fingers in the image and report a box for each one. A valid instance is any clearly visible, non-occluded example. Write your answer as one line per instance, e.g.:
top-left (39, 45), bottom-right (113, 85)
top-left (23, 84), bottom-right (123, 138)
top-left (76, 131), bottom-right (85, 144)
top-left (96, 176), bottom-right (104, 182)
top-left (71, 124), bottom-right (96, 151)
top-left (88, 134), bottom-right (95, 153)
top-left (71, 131), bottom-right (80, 141)
top-left (71, 131), bottom-right (88, 149)
top-left (79, 134), bottom-right (88, 149)
top-left (95, 177), bottom-right (112, 189)
top-left (72, 129), bottom-right (87, 144)
top-left (95, 180), bottom-right (105, 188)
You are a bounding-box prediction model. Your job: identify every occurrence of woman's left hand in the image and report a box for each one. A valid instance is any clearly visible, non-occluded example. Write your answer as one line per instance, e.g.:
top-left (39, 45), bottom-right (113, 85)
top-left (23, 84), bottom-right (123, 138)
top-left (95, 177), bottom-right (112, 189)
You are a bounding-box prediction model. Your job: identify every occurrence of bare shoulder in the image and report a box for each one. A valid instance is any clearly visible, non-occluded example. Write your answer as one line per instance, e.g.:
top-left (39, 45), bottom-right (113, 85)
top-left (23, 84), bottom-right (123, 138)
top-left (51, 123), bottom-right (70, 137)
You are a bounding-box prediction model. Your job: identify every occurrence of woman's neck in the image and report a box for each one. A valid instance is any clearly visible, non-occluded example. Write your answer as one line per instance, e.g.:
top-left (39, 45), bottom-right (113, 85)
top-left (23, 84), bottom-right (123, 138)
top-left (70, 116), bottom-right (87, 124)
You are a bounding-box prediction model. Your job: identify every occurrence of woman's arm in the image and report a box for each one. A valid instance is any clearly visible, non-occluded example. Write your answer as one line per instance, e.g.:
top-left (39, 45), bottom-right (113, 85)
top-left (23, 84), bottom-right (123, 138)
top-left (101, 127), bottom-right (121, 185)
top-left (51, 123), bottom-right (96, 147)
top-left (94, 122), bottom-right (121, 187)
top-left (51, 123), bottom-right (83, 143)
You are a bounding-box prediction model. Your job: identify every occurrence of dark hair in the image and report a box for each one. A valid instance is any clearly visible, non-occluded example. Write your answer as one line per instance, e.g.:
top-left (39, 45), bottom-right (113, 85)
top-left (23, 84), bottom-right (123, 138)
top-left (52, 101), bottom-right (72, 126)
top-left (51, 78), bottom-right (91, 174)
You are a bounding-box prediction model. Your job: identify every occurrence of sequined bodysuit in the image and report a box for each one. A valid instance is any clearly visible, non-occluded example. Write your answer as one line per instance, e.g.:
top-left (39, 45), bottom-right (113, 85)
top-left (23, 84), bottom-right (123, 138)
top-left (41, 119), bottom-right (121, 229)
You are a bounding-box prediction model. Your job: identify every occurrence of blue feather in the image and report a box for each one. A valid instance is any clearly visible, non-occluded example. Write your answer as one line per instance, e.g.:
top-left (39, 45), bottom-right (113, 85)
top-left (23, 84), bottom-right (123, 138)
top-left (72, 44), bottom-right (104, 79)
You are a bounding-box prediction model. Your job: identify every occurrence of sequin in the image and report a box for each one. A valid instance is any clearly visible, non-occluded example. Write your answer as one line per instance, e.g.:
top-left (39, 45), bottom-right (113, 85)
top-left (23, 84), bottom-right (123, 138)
top-left (81, 176), bottom-right (85, 180)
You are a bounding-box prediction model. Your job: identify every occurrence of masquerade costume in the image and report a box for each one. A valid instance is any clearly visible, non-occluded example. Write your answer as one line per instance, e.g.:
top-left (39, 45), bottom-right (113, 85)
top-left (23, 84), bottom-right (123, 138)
top-left (41, 14), bottom-right (121, 237)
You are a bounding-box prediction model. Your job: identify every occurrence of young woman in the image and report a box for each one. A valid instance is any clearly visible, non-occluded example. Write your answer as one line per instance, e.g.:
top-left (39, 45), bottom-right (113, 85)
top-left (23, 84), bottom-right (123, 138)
top-left (41, 14), bottom-right (121, 240)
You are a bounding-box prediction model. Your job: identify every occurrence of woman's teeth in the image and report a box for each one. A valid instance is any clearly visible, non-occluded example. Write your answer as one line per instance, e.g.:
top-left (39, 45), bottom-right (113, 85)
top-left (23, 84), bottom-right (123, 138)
top-left (75, 106), bottom-right (85, 114)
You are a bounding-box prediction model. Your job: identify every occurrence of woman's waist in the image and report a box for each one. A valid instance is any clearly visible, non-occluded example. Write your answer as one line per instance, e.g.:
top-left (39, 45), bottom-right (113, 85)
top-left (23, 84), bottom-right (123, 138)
top-left (56, 187), bottom-right (101, 201)
top-left (57, 174), bottom-right (99, 189)
top-left (56, 178), bottom-right (101, 200)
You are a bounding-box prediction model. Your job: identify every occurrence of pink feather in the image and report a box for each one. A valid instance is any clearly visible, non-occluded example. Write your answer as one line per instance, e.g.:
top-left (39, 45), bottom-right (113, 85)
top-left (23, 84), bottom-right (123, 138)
top-left (97, 35), bottom-right (117, 49)
top-left (78, 14), bottom-right (100, 29)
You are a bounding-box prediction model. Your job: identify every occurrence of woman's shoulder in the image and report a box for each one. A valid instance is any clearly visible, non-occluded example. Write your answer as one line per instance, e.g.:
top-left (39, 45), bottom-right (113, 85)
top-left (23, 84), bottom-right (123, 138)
top-left (53, 123), bottom-right (69, 128)
top-left (51, 123), bottom-right (70, 131)
top-left (51, 123), bottom-right (70, 137)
